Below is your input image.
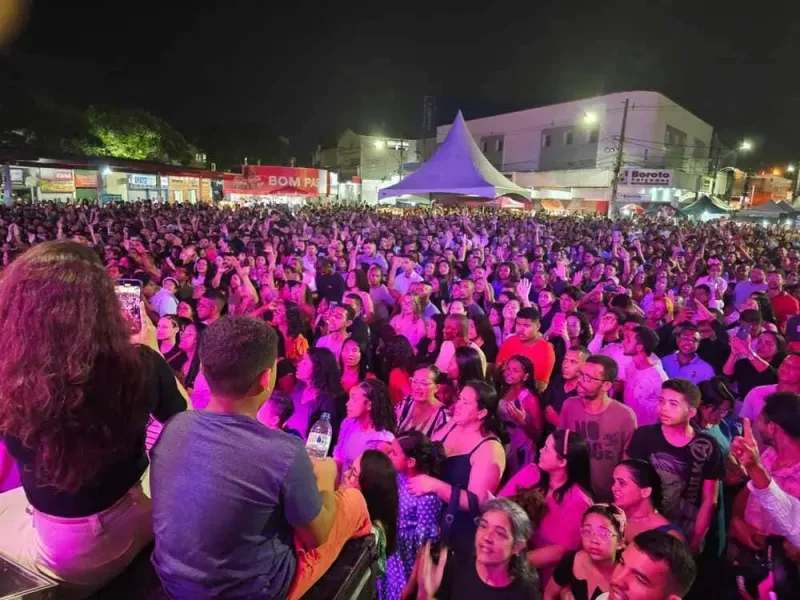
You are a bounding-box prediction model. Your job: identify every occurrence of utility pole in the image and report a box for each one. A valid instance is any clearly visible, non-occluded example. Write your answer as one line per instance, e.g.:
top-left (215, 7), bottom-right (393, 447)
top-left (608, 98), bottom-right (630, 217)
top-left (398, 136), bottom-right (405, 179)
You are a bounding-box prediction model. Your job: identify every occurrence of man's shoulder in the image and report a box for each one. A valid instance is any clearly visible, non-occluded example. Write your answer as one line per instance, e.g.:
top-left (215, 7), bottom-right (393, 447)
top-left (745, 383), bottom-right (779, 401)
top-left (607, 399), bottom-right (637, 418)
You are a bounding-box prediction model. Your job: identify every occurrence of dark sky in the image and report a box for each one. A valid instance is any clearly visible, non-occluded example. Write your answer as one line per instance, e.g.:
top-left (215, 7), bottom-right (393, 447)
top-left (2, 0), bottom-right (799, 168)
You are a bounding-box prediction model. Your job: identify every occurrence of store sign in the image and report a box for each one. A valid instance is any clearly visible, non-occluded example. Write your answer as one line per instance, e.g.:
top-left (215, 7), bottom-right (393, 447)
top-left (39, 168), bottom-right (74, 193)
top-left (170, 176), bottom-right (198, 185)
top-left (223, 166), bottom-right (322, 197)
top-left (74, 170), bottom-right (98, 188)
top-left (128, 174), bottom-right (158, 188)
top-left (10, 169), bottom-right (23, 184)
top-left (621, 168), bottom-right (673, 186)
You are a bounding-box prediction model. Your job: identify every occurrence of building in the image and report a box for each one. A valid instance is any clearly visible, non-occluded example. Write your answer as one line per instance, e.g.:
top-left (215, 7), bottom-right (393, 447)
top-left (314, 130), bottom-right (433, 204)
top-left (0, 150), bottom-right (222, 205)
top-left (436, 91), bottom-right (715, 213)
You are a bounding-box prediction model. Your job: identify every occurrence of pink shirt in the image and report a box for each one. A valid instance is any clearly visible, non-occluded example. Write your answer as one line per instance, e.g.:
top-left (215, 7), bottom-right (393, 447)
top-left (499, 463), bottom-right (592, 586)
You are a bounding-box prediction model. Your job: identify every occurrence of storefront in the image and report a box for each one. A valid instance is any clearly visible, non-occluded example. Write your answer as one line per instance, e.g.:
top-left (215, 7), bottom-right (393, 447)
top-left (38, 168), bottom-right (75, 202)
top-left (126, 173), bottom-right (167, 202)
top-left (168, 175), bottom-right (211, 204)
top-left (74, 169), bottom-right (98, 201)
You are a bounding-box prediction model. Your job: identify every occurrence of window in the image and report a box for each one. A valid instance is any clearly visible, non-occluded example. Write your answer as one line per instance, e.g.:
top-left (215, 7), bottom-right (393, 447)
top-left (481, 141), bottom-right (488, 153)
top-left (564, 131), bottom-right (574, 145)
top-left (189, 189), bottom-right (197, 204)
top-left (496, 139), bottom-right (504, 152)
top-left (174, 190), bottom-right (183, 203)
top-left (588, 129), bottom-right (599, 144)
top-left (542, 134), bottom-right (551, 147)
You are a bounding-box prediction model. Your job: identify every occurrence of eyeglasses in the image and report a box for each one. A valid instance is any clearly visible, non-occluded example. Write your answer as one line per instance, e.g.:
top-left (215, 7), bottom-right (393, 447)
top-left (410, 378), bottom-right (433, 387)
top-left (578, 372), bottom-right (607, 383)
top-left (580, 526), bottom-right (615, 542)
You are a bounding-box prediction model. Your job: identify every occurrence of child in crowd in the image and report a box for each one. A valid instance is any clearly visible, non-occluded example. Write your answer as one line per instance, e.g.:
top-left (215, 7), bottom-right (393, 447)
top-left (257, 391), bottom-right (303, 438)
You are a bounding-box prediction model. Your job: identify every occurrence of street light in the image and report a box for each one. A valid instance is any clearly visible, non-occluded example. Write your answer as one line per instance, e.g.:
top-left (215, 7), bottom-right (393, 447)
top-left (374, 140), bottom-right (385, 149)
top-left (788, 165), bottom-right (795, 173)
top-left (740, 140), bottom-right (753, 151)
top-left (583, 111), bottom-right (598, 125)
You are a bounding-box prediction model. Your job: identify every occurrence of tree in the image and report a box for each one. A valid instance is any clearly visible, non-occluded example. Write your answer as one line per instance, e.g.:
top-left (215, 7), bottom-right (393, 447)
top-left (85, 107), bottom-right (195, 165)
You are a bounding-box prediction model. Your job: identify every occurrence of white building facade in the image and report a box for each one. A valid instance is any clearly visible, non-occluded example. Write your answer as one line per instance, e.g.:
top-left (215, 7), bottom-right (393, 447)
top-left (437, 91), bottom-right (714, 213)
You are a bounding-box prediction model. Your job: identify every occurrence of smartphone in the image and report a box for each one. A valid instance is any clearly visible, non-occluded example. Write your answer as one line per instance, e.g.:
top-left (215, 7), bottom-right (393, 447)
top-left (604, 284), bottom-right (617, 293)
top-left (686, 298), bottom-right (696, 311)
top-left (115, 280), bottom-right (142, 334)
top-left (737, 325), bottom-right (751, 341)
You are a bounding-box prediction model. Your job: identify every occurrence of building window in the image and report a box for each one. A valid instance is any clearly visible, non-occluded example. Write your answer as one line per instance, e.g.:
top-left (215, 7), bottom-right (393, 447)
top-left (587, 129), bottom-right (599, 144)
top-left (542, 134), bottom-right (551, 147)
top-left (496, 139), bottom-right (504, 152)
top-left (174, 190), bottom-right (183, 203)
top-left (481, 141), bottom-right (488, 153)
top-left (189, 189), bottom-right (197, 204)
top-left (564, 131), bottom-right (574, 145)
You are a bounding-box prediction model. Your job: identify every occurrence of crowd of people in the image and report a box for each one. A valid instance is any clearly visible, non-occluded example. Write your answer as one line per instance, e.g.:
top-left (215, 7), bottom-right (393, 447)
top-left (1, 200), bottom-right (799, 600)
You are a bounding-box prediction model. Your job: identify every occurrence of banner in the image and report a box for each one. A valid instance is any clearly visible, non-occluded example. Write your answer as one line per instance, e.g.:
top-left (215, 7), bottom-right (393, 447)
top-left (620, 168), bottom-right (673, 186)
top-left (39, 168), bottom-right (74, 193)
top-left (223, 166), bottom-right (322, 197)
top-left (74, 170), bottom-right (98, 188)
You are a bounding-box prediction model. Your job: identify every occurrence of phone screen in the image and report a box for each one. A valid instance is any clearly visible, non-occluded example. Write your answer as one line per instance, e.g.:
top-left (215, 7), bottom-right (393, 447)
top-left (115, 281), bottom-right (142, 334)
top-left (737, 326), bottom-right (751, 341)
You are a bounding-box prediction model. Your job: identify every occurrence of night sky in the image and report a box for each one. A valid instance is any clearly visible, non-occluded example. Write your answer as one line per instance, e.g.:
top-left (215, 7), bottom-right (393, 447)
top-left (2, 0), bottom-right (799, 168)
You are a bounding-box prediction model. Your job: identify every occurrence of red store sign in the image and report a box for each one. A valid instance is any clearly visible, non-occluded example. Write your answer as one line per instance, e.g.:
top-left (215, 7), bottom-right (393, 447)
top-left (223, 166), bottom-right (322, 197)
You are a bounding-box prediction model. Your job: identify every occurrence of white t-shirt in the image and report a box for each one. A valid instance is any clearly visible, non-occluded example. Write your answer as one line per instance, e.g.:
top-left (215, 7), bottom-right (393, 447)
top-left (623, 361), bottom-right (668, 426)
top-left (333, 419), bottom-right (394, 474)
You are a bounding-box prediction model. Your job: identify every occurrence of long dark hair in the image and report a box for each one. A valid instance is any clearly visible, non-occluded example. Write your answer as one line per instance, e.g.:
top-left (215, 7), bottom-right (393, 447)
top-left (540, 429), bottom-right (593, 504)
top-left (357, 379), bottom-right (396, 433)
top-left (339, 336), bottom-right (371, 381)
top-left (617, 459), bottom-right (664, 512)
top-left (0, 241), bottom-right (148, 492)
top-left (358, 450), bottom-right (398, 555)
top-left (751, 291), bottom-right (778, 326)
top-left (463, 380), bottom-right (507, 441)
top-left (397, 430), bottom-right (445, 477)
top-left (380, 334), bottom-right (416, 380)
top-left (283, 300), bottom-right (304, 339)
top-left (565, 311), bottom-right (593, 345)
top-left (299, 348), bottom-right (343, 400)
top-left (348, 269), bottom-right (369, 292)
top-left (454, 346), bottom-right (484, 389)
top-left (184, 322), bottom-right (208, 388)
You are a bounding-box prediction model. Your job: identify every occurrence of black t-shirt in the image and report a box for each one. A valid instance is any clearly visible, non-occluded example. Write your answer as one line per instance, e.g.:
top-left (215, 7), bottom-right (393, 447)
top-left (542, 374), bottom-right (578, 415)
top-left (553, 551), bottom-right (605, 600)
top-left (316, 273), bottom-right (346, 304)
top-left (3, 346), bottom-right (186, 518)
top-left (627, 424), bottom-right (724, 542)
top-left (733, 353), bottom-right (782, 400)
top-left (437, 553), bottom-right (541, 600)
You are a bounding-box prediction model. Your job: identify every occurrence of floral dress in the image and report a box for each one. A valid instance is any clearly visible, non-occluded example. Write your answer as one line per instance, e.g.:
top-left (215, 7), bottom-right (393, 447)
top-left (380, 473), bottom-right (443, 600)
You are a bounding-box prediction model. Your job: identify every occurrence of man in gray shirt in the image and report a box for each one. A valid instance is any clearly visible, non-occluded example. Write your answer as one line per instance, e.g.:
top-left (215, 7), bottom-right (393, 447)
top-left (560, 354), bottom-right (637, 502)
top-left (151, 317), bottom-right (370, 599)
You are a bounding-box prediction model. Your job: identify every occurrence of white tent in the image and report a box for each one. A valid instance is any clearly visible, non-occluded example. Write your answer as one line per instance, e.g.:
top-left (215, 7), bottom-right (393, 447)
top-left (378, 111), bottom-right (531, 200)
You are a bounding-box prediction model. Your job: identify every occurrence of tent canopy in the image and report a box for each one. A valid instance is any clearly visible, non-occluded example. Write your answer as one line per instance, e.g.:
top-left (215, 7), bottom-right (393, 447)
top-left (738, 200), bottom-right (797, 219)
top-left (378, 111), bottom-right (532, 200)
top-left (678, 194), bottom-right (732, 217)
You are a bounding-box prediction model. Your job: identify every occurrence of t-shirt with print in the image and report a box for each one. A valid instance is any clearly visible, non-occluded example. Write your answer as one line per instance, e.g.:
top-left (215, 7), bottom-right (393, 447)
top-left (627, 424), bottom-right (724, 542)
top-left (559, 397), bottom-right (637, 502)
top-left (622, 361), bottom-right (668, 427)
top-left (151, 411), bottom-right (323, 600)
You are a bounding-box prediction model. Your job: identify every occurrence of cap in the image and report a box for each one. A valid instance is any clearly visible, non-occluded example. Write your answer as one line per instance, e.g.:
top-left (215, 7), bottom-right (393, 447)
top-left (786, 315), bottom-right (800, 343)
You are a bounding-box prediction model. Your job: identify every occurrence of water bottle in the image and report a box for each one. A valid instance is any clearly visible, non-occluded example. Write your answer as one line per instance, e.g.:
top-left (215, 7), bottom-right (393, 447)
top-left (306, 413), bottom-right (333, 459)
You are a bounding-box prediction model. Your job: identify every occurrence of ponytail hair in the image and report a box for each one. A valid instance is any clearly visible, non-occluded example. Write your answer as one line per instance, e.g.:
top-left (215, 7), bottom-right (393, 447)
top-left (397, 430), bottom-right (445, 478)
top-left (463, 379), bottom-right (508, 443)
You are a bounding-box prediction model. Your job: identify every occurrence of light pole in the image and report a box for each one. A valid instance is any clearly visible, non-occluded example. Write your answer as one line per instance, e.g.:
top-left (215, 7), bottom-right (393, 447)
top-left (373, 137), bottom-right (406, 180)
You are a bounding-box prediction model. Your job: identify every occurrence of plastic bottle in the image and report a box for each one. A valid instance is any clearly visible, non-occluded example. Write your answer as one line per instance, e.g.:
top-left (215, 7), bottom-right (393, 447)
top-left (306, 412), bottom-right (333, 459)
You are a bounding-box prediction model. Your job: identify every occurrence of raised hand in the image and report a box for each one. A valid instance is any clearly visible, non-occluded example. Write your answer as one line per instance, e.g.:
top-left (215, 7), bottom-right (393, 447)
top-left (417, 541), bottom-right (448, 599)
top-left (731, 418), bottom-right (761, 472)
top-left (516, 278), bottom-right (532, 301)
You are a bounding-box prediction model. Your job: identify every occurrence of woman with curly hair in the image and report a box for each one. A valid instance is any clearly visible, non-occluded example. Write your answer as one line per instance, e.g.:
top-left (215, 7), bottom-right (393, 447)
top-left (0, 241), bottom-right (186, 590)
top-left (286, 348), bottom-right (346, 444)
top-left (272, 300), bottom-right (309, 365)
top-left (339, 336), bottom-right (373, 394)
top-left (334, 379), bottom-right (397, 474)
top-left (379, 335), bottom-right (415, 405)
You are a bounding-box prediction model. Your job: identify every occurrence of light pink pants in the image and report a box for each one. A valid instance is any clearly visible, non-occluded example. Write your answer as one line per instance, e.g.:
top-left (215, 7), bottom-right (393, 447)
top-left (0, 483), bottom-right (153, 594)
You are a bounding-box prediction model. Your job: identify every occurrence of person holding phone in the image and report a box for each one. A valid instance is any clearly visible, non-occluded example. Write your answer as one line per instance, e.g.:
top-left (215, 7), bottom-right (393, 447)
top-left (0, 241), bottom-right (187, 592)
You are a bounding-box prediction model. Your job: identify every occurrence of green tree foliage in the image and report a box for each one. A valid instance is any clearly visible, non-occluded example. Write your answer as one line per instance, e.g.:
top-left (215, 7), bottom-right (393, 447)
top-left (85, 107), bottom-right (194, 165)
